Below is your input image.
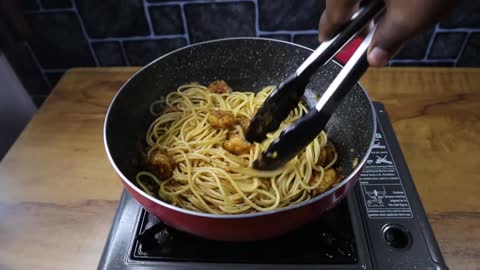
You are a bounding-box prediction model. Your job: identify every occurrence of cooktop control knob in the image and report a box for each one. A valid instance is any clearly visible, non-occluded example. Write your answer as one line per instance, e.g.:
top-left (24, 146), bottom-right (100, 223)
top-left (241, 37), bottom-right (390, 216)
top-left (382, 224), bottom-right (411, 249)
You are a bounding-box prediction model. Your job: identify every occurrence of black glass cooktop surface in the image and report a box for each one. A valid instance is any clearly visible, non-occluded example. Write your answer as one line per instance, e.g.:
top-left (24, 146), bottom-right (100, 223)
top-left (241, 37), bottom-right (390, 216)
top-left (133, 199), bottom-right (356, 264)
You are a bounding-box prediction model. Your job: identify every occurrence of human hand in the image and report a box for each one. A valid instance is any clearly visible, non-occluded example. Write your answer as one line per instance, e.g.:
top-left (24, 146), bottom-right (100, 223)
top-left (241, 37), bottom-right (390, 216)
top-left (318, 0), bottom-right (457, 66)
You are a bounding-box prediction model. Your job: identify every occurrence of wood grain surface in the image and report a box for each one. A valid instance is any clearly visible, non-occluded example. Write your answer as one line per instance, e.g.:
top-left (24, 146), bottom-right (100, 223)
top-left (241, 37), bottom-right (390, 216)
top-left (0, 67), bottom-right (479, 270)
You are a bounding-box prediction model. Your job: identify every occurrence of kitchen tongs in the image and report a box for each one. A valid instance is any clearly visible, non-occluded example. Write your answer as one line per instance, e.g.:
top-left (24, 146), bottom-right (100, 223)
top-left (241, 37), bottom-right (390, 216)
top-left (246, 0), bottom-right (385, 170)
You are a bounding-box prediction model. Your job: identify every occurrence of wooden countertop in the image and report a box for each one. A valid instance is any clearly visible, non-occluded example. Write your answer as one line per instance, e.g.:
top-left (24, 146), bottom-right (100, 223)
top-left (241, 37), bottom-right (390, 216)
top-left (0, 67), bottom-right (479, 269)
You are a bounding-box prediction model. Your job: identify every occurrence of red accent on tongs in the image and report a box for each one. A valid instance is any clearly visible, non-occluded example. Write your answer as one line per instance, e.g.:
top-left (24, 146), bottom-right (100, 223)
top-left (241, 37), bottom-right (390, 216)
top-left (334, 36), bottom-right (364, 65)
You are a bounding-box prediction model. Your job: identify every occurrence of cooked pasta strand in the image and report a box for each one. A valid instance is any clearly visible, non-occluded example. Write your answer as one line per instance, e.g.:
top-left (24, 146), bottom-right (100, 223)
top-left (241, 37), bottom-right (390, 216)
top-left (136, 83), bottom-right (338, 214)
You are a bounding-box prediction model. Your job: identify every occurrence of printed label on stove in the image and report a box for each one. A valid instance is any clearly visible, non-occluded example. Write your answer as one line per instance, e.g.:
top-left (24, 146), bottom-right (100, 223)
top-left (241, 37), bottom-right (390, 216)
top-left (359, 122), bottom-right (413, 219)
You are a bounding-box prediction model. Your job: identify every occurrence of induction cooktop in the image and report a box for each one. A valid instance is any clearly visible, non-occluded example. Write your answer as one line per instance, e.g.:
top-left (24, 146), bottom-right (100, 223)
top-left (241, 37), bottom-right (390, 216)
top-left (98, 102), bottom-right (448, 270)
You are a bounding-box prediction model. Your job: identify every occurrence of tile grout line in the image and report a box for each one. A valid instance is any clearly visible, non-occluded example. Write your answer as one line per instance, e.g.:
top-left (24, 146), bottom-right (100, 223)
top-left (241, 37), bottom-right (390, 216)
top-left (253, 0), bottom-right (260, 37)
top-left (148, 0), bottom-right (253, 6)
top-left (24, 43), bottom-right (52, 89)
top-left (179, 3), bottom-right (191, 45)
top-left (258, 29), bottom-right (319, 35)
top-left (436, 27), bottom-right (480, 32)
top-left (454, 31), bottom-right (471, 66)
top-left (24, 8), bottom-right (75, 14)
top-left (21, 0), bottom-right (480, 70)
top-left (90, 35), bottom-right (187, 43)
top-left (147, 2), bottom-right (181, 7)
top-left (143, 0), bottom-right (155, 37)
top-left (423, 24), bottom-right (439, 60)
top-left (86, 31), bottom-right (320, 43)
top-left (70, 1), bottom-right (99, 66)
top-left (119, 41), bottom-right (130, 66)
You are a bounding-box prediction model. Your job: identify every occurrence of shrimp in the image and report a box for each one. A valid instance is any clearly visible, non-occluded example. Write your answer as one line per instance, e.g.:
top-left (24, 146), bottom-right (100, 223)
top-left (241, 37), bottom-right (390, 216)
top-left (145, 147), bottom-right (176, 180)
top-left (208, 109), bottom-right (235, 129)
top-left (207, 80), bottom-right (232, 94)
top-left (317, 145), bottom-right (335, 167)
top-left (310, 168), bottom-right (341, 195)
top-left (223, 137), bottom-right (252, 155)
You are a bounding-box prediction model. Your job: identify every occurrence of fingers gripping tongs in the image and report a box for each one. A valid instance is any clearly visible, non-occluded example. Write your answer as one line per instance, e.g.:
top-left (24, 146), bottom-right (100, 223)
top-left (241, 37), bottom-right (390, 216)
top-left (245, 0), bottom-right (385, 170)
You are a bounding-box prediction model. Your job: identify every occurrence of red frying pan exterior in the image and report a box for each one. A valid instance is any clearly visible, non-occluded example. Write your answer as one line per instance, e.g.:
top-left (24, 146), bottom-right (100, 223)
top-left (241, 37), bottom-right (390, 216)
top-left (104, 38), bottom-right (376, 241)
top-left (123, 168), bottom-right (361, 241)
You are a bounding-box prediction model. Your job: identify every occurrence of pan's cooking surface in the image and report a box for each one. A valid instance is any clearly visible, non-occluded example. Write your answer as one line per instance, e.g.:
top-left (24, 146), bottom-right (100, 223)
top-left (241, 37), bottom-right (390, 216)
top-left (105, 38), bottom-right (374, 213)
top-left (104, 38), bottom-right (375, 242)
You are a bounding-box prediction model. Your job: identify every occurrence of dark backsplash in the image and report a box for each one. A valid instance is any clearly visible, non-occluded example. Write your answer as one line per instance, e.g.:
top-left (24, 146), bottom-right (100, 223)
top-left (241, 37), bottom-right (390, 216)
top-left (7, 0), bottom-right (480, 107)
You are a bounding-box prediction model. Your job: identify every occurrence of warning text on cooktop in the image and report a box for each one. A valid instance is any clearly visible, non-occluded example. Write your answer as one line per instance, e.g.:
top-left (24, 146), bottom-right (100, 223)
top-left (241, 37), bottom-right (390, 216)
top-left (359, 123), bottom-right (413, 219)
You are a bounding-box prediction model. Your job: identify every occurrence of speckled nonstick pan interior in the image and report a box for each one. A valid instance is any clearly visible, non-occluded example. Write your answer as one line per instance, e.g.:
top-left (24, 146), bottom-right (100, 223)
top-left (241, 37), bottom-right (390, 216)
top-left (104, 38), bottom-right (376, 241)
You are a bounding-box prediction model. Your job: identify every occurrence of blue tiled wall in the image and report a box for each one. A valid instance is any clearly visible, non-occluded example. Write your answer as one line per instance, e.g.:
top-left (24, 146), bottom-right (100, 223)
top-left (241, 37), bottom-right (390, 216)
top-left (7, 0), bottom-right (480, 107)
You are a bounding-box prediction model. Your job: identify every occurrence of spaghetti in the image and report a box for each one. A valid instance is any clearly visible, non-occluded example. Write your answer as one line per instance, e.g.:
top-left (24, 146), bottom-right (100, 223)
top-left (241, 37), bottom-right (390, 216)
top-left (136, 81), bottom-right (340, 214)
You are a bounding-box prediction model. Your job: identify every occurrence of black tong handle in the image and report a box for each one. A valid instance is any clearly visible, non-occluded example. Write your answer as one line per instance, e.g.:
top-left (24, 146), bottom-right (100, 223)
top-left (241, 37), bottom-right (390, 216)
top-left (253, 28), bottom-right (376, 170)
top-left (246, 0), bottom-right (384, 143)
top-left (297, 0), bottom-right (384, 77)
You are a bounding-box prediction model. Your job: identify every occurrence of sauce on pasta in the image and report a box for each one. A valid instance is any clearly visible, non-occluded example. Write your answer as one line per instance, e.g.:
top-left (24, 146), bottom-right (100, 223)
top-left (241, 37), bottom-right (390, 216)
top-left (136, 81), bottom-right (340, 214)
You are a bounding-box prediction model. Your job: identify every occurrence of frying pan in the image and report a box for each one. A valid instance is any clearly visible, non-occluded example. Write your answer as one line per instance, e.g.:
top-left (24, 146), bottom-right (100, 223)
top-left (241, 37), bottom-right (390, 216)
top-left (104, 38), bottom-right (376, 241)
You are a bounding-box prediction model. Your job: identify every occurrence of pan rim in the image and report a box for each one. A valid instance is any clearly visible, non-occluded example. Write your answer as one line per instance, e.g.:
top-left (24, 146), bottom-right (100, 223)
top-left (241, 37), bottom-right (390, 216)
top-left (103, 37), bottom-right (377, 219)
